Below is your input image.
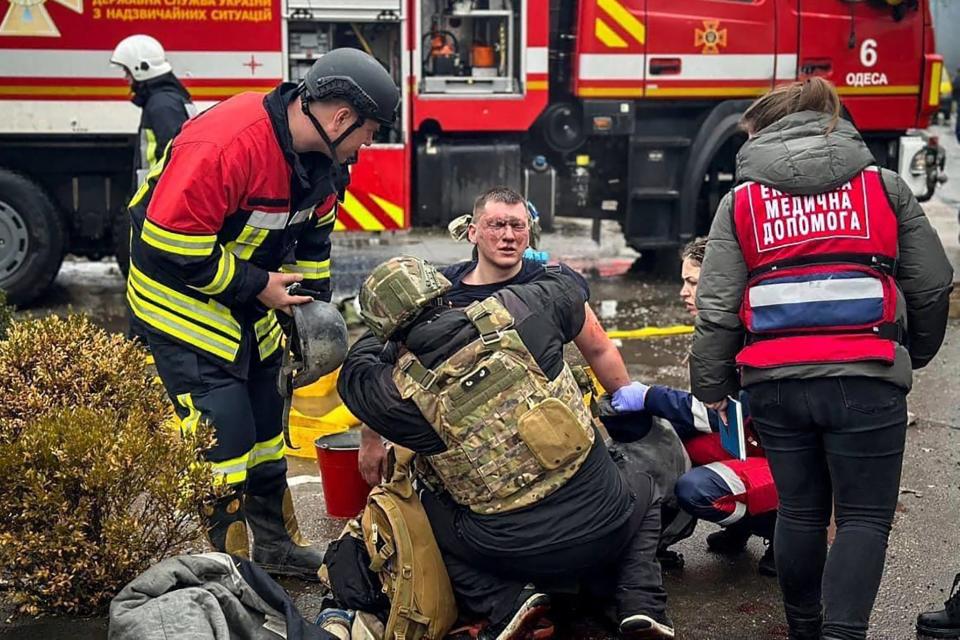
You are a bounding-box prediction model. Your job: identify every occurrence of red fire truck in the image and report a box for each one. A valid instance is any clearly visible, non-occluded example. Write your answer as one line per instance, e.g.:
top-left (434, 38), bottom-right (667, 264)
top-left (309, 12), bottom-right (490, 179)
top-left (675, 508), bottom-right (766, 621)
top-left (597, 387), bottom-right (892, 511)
top-left (0, 0), bottom-right (942, 304)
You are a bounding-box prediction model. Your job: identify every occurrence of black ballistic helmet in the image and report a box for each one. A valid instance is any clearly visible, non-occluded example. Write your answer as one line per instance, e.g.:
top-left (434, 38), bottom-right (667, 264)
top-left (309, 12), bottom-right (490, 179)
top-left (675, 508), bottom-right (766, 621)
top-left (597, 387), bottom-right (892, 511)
top-left (301, 48), bottom-right (400, 128)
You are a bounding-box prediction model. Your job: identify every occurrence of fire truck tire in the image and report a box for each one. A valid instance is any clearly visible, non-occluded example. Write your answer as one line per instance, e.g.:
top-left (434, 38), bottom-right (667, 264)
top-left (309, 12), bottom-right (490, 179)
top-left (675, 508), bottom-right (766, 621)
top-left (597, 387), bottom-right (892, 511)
top-left (112, 207), bottom-right (130, 279)
top-left (0, 170), bottom-right (66, 307)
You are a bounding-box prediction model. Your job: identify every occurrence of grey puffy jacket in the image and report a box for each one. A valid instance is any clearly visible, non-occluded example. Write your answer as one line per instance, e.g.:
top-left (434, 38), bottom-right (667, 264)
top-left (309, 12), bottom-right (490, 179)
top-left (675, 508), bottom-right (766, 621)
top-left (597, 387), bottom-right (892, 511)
top-left (690, 111), bottom-right (953, 402)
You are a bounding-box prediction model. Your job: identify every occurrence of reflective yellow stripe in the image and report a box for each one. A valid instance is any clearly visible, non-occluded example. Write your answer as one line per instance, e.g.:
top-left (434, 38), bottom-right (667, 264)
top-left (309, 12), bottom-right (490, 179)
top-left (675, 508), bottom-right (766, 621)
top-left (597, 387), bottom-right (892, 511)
top-left (257, 323), bottom-right (282, 360)
top-left (254, 311), bottom-right (282, 360)
top-left (141, 219), bottom-right (217, 257)
top-left (598, 0), bottom-right (645, 45)
top-left (316, 207), bottom-right (337, 227)
top-left (127, 289), bottom-right (240, 362)
top-left (254, 310), bottom-right (277, 338)
top-left (281, 259), bottom-right (330, 279)
top-left (193, 249), bottom-right (237, 296)
top-left (248, 433), bottom-right (285, 469)
top-left (128, 262), bottom-right (241, 339)
top-left (176, 393), bottom-right (202, 436)
top-left (929, 61), bottom-right (943, 106)
top-left (225, 225), bottom-right (269, 261)
top-left (212, 452), bottom-right (250, 485)
top-left (144, 128), bottom-right (158, 168)
top-left (595, 17), bottom-right (628, 48)
top-left (129, 142), bottom-right (171, 208)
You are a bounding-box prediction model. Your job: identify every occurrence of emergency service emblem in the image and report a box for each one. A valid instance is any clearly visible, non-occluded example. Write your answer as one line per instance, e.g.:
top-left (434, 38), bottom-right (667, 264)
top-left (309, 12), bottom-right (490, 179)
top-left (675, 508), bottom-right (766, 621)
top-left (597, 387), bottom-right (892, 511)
top-left (0, 0), bottom-right (82, 36)
top-left (694, 20), bottom-right (727, 55)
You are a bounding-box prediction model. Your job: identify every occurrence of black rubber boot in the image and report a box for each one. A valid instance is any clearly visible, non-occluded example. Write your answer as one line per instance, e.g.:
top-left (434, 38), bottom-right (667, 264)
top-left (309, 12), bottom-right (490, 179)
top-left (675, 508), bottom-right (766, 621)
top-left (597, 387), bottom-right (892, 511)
top-left (706, 518), bottom-right (752, 555)
top-left (203, 487), bottom-right (250, 559)
top-left (656, 546), bottom-right (685, 570)
top-left (917, 573), bottom-right (960, 638)
top-left (246, 484), bottom-right (324, 581)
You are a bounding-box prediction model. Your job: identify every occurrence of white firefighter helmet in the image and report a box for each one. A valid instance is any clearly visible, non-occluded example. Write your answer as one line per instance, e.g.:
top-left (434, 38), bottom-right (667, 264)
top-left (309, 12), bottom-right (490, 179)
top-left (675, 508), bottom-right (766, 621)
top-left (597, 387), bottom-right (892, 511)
top-left (111, 34), bottom-right (172, 82)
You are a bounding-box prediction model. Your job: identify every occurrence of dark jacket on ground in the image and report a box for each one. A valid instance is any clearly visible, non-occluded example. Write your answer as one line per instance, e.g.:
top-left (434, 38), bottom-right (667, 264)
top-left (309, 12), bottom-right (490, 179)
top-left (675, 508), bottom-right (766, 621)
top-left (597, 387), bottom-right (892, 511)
top-left (690, 111), bottom-right (953, 402)
top-left (338, 271), bottom-right (637, 556)
top-left (132, 73), bottom-right (194, 172)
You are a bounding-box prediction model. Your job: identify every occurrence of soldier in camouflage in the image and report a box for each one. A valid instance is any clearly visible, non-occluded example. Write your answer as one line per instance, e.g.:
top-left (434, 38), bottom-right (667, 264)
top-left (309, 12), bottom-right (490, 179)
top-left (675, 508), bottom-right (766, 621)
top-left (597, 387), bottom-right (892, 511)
top-left (339, 255), bottom-right (674, 640)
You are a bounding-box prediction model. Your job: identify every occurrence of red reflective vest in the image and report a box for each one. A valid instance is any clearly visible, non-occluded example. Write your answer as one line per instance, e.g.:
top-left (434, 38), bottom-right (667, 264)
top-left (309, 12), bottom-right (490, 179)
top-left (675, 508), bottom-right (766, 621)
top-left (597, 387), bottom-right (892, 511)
top-left (731, 166), bottom-right (900, 369)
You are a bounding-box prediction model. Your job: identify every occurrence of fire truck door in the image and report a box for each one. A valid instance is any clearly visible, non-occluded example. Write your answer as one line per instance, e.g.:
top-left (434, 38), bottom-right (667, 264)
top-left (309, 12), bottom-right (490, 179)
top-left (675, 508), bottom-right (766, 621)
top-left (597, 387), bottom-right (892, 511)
top-left (644, 0), bottom-right (779, 99)
top-left (797, 0), bottom-right (925, 131)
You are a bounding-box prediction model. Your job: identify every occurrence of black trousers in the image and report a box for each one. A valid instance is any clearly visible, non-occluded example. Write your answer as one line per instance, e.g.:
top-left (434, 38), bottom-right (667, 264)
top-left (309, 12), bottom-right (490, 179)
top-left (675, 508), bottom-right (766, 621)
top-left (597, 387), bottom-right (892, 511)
top-left (422, 460), bottom-right (667, 626)
top-left (148, 330), bottom-right (288, 495)
top-left (747, 377), bottom-right (907, 640)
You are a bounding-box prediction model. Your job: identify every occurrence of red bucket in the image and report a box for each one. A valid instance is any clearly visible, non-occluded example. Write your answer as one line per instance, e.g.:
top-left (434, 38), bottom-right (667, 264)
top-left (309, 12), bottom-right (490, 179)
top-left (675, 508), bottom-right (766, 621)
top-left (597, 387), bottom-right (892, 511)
top-left (315, 428), bottom-right (371, 518)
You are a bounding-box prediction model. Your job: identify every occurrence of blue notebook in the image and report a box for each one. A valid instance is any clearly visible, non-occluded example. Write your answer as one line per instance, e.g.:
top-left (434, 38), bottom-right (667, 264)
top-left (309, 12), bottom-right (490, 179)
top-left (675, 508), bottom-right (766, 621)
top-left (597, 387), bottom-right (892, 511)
top-left (720, 396), bottom-right (747, 461)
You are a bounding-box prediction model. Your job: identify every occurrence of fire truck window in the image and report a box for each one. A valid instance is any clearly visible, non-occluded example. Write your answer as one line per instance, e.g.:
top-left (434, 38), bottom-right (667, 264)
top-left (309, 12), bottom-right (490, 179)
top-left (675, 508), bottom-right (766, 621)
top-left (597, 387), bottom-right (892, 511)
top-left (287, 19), bottom-right (403, 144)
top-left (420, 0), bottom-right (522, 95)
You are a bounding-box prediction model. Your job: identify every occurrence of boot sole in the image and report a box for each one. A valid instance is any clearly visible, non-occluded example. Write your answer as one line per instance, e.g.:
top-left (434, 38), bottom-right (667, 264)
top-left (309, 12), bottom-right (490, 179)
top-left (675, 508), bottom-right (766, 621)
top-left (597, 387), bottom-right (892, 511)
top-left (620, 616), bottom-right (675, 640)
top-left (257, 562), bottom-right (321, 582)
top-left (495, 594), bottom-right (551, 640)
top-left (917, 623), bottom-right (960, 639)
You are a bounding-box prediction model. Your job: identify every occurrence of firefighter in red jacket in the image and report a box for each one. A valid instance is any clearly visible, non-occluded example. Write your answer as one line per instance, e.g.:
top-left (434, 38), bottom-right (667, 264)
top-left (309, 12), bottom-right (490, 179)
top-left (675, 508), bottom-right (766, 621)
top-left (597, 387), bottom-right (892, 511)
top-left (691, 77), bottom-right (952, 640)
top-left (126, 48), bottom-right (399, 578)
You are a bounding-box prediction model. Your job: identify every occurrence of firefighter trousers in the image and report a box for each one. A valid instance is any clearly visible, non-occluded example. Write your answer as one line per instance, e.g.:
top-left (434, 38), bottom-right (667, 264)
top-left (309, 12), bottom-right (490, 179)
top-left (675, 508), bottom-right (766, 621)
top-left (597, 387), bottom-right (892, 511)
top-left (147, 329), bottom-right (288, 496)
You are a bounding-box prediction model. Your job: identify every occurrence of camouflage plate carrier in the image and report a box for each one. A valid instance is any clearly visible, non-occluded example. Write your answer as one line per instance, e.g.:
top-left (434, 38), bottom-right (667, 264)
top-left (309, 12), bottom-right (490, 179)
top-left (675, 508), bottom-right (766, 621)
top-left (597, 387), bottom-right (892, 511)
top-left (392, 292), bottom-right (595, 514)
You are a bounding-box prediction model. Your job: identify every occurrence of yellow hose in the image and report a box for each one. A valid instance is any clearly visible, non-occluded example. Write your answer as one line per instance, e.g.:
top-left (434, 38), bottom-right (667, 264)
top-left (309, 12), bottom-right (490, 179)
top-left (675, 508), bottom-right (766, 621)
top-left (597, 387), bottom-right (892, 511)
top-left (606, 325), bottom-right (694, 340)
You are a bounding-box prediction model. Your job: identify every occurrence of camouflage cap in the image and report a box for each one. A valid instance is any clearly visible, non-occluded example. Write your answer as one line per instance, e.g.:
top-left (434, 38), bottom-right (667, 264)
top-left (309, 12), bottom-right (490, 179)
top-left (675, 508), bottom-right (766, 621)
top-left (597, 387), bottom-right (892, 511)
top-left (359, 256), bottom-right (452, 340)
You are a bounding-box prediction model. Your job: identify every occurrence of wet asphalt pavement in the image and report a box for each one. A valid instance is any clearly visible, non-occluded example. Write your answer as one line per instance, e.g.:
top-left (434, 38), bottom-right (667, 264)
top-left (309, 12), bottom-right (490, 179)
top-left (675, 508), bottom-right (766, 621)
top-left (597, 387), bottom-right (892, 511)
top-left (4, 126), bottom-right (960, 639)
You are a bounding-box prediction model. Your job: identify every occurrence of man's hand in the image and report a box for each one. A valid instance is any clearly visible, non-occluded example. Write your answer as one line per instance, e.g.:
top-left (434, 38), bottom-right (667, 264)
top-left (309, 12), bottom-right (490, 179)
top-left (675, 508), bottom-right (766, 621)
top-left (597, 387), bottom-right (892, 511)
top-left (257, 272), bottom-right (314, 315)
top-left (358, 426), bottom-right (389, 487)
top-left (705, 398), bottom-right (729, 424)
top-left (611, 381), bottom-right (650, 413)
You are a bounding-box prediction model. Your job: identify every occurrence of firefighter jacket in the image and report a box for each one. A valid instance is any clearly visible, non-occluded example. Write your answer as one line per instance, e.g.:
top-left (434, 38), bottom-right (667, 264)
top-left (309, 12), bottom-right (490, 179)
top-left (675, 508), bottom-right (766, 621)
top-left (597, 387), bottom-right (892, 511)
top-left (131, 73), bottom-right (195, 180)
top-left (127, 83), bottom-right (344, 371)
top-left (392, 294), bottom-right (595, 515)
top-left (691, 111), bottom-right (954, 403)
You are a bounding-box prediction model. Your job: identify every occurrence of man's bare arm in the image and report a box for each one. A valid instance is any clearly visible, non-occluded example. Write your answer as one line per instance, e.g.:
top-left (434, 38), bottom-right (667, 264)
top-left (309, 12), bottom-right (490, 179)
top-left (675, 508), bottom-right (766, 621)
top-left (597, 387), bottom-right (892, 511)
top-left (573, 304), bottom-right (630, 393)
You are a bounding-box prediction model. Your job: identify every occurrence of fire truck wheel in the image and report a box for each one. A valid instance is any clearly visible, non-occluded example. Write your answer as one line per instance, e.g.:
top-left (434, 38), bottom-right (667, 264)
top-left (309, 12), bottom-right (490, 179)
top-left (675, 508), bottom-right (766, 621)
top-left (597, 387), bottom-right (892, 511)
top-left (0, 170), bottom-right (66, 307)
top-left (112, 206), bottom-right (130, 279)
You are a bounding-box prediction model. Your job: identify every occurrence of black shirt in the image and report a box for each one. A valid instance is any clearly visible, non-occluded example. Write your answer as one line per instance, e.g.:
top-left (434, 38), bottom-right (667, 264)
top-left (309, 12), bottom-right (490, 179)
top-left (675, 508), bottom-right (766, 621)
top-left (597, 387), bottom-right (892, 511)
top-left (441, 259), bottom-right (590, 308)
top-left (338, 271), bottom-right (633, 554)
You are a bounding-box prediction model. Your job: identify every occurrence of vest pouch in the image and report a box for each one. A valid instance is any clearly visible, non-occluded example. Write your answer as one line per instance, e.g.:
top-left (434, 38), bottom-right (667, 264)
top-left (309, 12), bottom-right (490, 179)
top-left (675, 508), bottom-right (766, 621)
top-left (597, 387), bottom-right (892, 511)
top-left (517, 397), bottom-right (592, 470)
top-left (441, 352), bottom-right (527, 427)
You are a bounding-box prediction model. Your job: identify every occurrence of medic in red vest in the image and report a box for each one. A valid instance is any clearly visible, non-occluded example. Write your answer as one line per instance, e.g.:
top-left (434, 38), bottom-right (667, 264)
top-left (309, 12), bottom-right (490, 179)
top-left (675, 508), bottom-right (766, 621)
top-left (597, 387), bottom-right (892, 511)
top-left (689, 77), bottom-right (952, 640)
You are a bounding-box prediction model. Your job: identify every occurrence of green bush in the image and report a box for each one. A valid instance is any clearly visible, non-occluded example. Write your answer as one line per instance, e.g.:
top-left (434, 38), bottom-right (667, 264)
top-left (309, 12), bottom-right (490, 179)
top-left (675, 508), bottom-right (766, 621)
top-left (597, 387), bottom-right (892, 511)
top-left (0, 290), bottom-right (12, 341)
top-left (0, 314), bottom-right (218, 616)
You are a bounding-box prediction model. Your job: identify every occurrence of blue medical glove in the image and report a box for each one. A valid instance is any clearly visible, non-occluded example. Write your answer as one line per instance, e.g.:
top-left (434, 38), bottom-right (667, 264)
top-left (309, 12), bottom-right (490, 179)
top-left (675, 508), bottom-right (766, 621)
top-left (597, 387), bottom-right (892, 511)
top-left (523, 248), bottom-right (549, 263)
top-left (611, 381), bottom-right (650, 413)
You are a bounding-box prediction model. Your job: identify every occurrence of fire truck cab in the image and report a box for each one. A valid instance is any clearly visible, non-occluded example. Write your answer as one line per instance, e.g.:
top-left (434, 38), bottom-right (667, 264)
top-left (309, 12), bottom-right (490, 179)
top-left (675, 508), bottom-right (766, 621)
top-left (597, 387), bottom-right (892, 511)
top-left (409, 0), bottom-right (942, 264)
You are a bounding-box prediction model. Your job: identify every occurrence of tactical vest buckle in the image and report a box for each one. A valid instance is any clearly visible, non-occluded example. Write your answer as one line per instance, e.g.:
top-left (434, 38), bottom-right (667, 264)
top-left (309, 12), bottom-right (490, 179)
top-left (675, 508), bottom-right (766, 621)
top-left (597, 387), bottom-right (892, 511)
top-left (480, 330), bottom-right (502, 346)
top-left (401, 357), bottom-right (439, 390)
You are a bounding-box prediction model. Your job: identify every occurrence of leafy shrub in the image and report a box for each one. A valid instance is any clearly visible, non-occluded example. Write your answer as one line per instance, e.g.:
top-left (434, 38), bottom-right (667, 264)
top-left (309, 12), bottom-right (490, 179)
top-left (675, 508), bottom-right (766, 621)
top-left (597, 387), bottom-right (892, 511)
top-left (0, 314), bottom-right (218, 615)
top-left (0, 290), bottom-right (12, 341)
